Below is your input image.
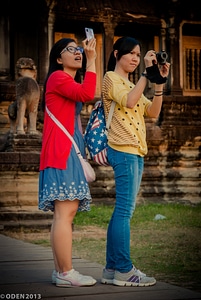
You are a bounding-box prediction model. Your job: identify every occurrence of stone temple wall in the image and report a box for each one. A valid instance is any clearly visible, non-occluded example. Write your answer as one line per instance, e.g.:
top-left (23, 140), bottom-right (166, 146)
top-left (0, 94), bottom-right (200, 224)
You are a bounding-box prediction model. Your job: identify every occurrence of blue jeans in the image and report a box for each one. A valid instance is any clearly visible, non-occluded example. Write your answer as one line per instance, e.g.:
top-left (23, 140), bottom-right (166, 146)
top-left (106, 146), bottom-right (144, 272)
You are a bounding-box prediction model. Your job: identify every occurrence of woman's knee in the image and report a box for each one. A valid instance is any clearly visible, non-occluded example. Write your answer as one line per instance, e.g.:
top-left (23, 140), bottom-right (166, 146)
top-left (54, 199), bottom-right (79, 221)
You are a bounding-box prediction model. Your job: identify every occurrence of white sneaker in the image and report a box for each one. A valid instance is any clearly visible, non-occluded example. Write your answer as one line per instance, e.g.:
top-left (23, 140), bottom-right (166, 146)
top-left (56, 269), bottom-right (97, 287)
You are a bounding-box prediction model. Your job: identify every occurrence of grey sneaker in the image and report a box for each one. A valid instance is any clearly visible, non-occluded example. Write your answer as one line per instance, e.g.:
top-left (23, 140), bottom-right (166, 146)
top-left (56, 269), bottom-right (97, 287)
top-left (52, 270), bottom-right (57, 284)
top-left (101, 268), bottom-right (115, 284)
top-left (113, 266), bottom-right (156, 287)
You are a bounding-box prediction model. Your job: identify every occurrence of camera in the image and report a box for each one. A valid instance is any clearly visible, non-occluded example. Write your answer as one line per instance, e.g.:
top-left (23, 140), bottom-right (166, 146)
top-left (156, 50), bottom-right (168, 65)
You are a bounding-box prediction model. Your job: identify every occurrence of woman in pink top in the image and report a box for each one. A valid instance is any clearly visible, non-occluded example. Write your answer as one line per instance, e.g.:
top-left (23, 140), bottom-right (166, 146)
top-left (38, 37), bottom-right (97, 287)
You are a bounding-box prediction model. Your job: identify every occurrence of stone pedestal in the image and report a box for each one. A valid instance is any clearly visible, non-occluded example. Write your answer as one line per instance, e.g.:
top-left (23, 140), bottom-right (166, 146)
top-left (4, 133), bottom-right (42, 152)
top-left (0, 134), bottom-right (43, 227)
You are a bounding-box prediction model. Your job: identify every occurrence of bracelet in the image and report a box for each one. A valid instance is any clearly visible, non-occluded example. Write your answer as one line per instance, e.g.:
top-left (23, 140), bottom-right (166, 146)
top-left (141, 72), bottom-right (147, 77)
top-left (154, 90), bottom-right (163, 96)
top-left (154, 93), bottom-right (163, 96)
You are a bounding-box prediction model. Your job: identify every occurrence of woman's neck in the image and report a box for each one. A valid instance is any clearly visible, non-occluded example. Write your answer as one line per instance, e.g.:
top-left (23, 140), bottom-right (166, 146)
top-left (114, 66), bottom-right (129, 80)
top-left (63, 67), bottom-right (76, 78)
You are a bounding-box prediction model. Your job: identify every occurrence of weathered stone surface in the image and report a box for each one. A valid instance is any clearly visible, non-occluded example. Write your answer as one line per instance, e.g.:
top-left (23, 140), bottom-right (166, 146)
top-left (4, 134), bottom-right (42, 152)
top-left (0, 96), bottom-right (200, 226)
top-left (0, 152), bottom-right (40, 171)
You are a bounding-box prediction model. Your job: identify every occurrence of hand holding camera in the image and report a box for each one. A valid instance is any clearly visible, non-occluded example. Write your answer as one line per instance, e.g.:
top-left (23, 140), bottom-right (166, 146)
top-left (144, 50), bottom-right (169, 84)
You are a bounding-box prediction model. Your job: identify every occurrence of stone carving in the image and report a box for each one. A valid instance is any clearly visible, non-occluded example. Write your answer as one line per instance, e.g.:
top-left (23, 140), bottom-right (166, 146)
top-left (8, 57), bottom-right (40, 135)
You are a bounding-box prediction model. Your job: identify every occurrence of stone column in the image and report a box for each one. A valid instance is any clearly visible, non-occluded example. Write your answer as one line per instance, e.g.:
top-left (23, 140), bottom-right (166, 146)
top-left (168, 17), bottom-right (182, 95)
top-left (48, 10), bottom-right (55, 57)
top-left (103, 16), bottom-right (117, 73)
top-left (0, 15), bottom-right (10, 81)
top-left (37, 1), bottom-right (50, 84)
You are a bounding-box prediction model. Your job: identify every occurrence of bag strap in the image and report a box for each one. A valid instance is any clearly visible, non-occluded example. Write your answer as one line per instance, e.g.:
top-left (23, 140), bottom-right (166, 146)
top-left (45, 106), bottom-right (81, 155)
top-left (105, 101), bottom-right (115, 134)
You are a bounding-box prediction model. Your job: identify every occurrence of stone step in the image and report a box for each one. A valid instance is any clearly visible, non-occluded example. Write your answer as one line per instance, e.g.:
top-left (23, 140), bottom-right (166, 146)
top-left (0, 206), bottom-right (53, 230)
top-left (0, 210), bottom-right (53, 221)
top-left (0, 205), bottom-right (52, 219)
top-left (0, 219), bottom-right (52, 231)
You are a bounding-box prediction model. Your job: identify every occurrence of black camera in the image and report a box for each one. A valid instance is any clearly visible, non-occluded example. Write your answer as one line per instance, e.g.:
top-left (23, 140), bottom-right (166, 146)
top-left (156, 50), bottom-right (168, 65)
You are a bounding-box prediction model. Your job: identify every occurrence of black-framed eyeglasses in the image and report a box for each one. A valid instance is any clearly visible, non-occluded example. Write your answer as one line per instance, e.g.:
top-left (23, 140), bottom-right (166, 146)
top-left (60, 46), bottom-right (84, 55)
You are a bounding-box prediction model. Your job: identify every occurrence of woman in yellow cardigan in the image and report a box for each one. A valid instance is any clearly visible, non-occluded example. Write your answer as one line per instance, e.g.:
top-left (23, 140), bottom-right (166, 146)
top-left (101, 36), bottom-right (170, 287)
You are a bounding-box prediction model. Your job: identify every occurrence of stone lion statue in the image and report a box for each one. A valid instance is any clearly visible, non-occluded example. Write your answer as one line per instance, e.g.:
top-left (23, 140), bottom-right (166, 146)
top-left (8, 57), bottom-right (40, 135)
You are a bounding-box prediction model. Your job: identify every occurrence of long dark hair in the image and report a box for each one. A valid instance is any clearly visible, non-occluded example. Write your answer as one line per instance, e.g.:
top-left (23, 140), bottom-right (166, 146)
top-left (41, 38), bottom-right (81, 111)
top-left (107, 36), bottom-right (141, 71)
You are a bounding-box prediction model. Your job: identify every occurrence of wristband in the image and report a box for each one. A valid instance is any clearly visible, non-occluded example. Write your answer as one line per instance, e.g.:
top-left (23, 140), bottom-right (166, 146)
top-left (146, 64), bottom-right (167, 84)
